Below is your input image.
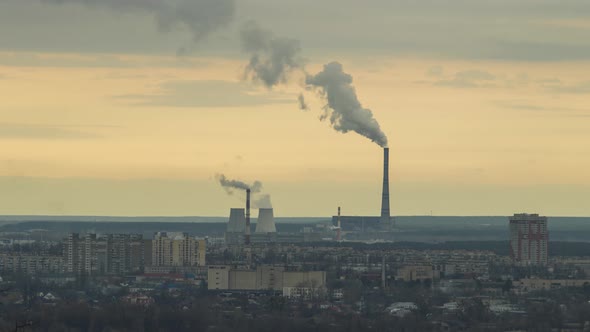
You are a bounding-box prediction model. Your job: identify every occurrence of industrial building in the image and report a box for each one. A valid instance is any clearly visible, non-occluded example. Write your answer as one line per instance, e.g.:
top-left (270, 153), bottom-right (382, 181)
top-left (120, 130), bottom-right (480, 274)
top-left (207, 265), bottom-right (326, 293)
top-left (332, 148), bottom-right (394, 233)
top-left (509, 213), bottom-right (549, 266)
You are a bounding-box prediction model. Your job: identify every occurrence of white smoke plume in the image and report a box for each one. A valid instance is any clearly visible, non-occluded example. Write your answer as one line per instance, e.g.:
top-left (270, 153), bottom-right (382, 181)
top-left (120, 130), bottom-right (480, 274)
top-left (216, 174), bottom-right (272, 208)
top-left (39, 0), bottom-right (235, 43)
top-left (253, 194), bottom-right (272, 209)
top-left (240, 21), bottom-right (303, 88)
top-left (216, 174), bottom-right (262, 194)
top-left (306, 62), bottom-right (389, 147)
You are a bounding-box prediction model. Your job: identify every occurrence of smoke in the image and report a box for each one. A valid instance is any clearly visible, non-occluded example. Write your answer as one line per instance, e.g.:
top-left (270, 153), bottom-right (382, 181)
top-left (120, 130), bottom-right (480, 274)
top-left (238, 23), bottom-right (388, 147)
top-left (39, 0), bottom-right (235, 43)
top-left (240, 21), bottom-right (304, 88)
top-left (297, 93), bottom-right (308, 111)
top-left (253, 194), bottom-right (272, 209)
top-left (216, 174), bottom-right (262, 194)
top-left (306, 62), bottom-right (389, 147)
top-left (216, 174), bottom-right (272, 207)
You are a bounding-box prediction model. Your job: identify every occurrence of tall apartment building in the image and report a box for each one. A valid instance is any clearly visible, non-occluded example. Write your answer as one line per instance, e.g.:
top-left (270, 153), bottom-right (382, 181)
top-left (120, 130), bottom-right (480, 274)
top-left (64, 233), bottom-right (144, 275)
top-left (151, 232), bottom-right (205, 268)
top-left (509, 213), bottom-right (549, 266)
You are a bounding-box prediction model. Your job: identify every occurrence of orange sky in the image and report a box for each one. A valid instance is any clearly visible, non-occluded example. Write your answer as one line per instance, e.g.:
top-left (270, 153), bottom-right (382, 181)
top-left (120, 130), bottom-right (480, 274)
top-left (2, 52), bottom-right (590, 216)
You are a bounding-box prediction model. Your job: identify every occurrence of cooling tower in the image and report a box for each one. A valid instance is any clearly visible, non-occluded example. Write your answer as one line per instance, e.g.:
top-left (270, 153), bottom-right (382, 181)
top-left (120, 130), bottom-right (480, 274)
top-left (380, 147), bottom-right (391, 229)
top-left (227, 208), bottom-right (246, 233)
top-left (256, 208), bottom-right (277, 233)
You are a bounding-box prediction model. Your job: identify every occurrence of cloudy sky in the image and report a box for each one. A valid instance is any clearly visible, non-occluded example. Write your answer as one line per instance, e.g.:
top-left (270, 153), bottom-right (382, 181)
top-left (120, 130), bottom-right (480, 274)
top-left (1, 0), bottom-right (590, 217)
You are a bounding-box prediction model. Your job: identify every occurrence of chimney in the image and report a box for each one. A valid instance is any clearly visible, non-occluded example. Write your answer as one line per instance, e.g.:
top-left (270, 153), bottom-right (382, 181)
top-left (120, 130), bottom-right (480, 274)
top-left (337, 206), bottom-right (342, 241)
top-left (380, 147), bottom-right (391, 229)
top-left (245, 189), bottom-right (251, 245)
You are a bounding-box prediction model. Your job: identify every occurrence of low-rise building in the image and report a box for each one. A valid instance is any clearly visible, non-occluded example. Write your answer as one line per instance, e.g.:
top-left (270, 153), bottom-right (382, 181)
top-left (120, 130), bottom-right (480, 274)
top-left (0, 254), bottom-right (64, 275)
top-left (207, 265), bottom-right (326, 292)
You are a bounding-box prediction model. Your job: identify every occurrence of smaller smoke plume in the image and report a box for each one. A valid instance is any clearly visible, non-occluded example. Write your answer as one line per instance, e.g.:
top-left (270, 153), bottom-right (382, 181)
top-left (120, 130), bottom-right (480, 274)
top-left (216, 174), bottom-right (262, 194)
top-left (216, 174), bottom-right (272, 207)
top-left (306, 62), bottom-right (388, 147)
top-left (297, 93), bottom-right (308, 110)
top-left (253, 194), bottom-right (272, 209)
top-left (240, 21), bottom-right (303, 88)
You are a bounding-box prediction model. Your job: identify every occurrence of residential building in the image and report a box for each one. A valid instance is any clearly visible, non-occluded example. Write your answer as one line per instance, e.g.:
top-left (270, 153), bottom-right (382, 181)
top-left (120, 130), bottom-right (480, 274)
top-left (509, 213), bottom-right (549, 266)
top-left (150, 232), bottom-right (205, 272)
top-left (64, 233), bottom-right (144, 275)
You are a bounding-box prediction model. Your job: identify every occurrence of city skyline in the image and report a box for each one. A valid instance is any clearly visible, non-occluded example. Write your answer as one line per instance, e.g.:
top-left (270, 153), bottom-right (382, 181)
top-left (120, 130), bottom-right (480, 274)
top-left (1, 0), bottom-right (590, 216)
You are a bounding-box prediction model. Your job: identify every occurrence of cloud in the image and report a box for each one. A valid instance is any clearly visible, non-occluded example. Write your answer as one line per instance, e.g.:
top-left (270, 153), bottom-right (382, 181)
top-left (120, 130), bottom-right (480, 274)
top-left (493, 100), bottom-right (589, 117)
top-left (2, 0), bottom-right (590, 61)
top-left (427, 66), bottom-right (444, 77)
top-left (434, 70), bottom-right (496, 88)
top-left (0, 123), bottom-right (103, 140)
top-left (39, 0), bottom-right (235, 44)
top-left (116, 80), bottom-right (293, 108)
top-left (541, 80), bottom-right (590, 94)
top-left (0, 52), bottom-right (213, 68)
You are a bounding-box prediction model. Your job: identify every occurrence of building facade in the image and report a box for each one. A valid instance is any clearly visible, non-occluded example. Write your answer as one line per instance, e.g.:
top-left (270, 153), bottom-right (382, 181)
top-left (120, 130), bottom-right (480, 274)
top-left (64, 233), bottom-right (144, 275)
top-left (509, 213), bottom-right (549, 266)
top-left (207, 265), bottom-right (326, 291)
top-left (151, 232), bottom-right (205, 270)
top-left (0, 254), bottom-right (64, 275)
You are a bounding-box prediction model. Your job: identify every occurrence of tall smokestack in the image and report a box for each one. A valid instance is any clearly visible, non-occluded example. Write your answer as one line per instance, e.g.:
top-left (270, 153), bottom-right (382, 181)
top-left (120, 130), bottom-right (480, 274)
top-left (380, 148), bottom-right (391, 229)
top-left (337, 206), bottom-right (342, 242)
top-left (245, 189), bottom-right (251, 245)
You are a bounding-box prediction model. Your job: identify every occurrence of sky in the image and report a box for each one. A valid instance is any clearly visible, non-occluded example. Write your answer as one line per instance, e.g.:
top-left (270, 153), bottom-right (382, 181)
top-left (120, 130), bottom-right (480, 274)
top-left (1, 0), bottom-right (590, 217)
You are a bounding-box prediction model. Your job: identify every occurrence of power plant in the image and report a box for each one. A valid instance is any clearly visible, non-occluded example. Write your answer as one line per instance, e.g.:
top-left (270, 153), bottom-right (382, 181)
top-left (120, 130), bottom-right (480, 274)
top-left (222, 148), bottom-right (393, 244)
top-left (331, 147), bottom-right (394, 235)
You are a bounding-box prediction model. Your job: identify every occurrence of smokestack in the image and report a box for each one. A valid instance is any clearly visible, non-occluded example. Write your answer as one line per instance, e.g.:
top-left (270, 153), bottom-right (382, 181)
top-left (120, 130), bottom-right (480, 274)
top-left (245, 189), bottom-right (251, 245)
top-left (380, 147), bottom-right (391, 229)
top-left (337, 206), bottom-right (341, 242)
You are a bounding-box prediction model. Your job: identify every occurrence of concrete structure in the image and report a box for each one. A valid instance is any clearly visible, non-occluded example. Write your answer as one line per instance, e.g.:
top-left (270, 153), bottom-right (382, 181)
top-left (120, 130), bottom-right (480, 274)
top-left (509, 213), bottom-right (549, 266)
top-left (207, 265), bottom-right (326, 291)
top-left (396, 265), bottom-right (437, 281)
top-left (380, 147), bottom-right (391, 229)
top-left (226, 208), bottom-right (246, 245)
top-left (255, 208), bottom-right (277, 233)
top-left (208, 265), bottom-right (230, 290)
